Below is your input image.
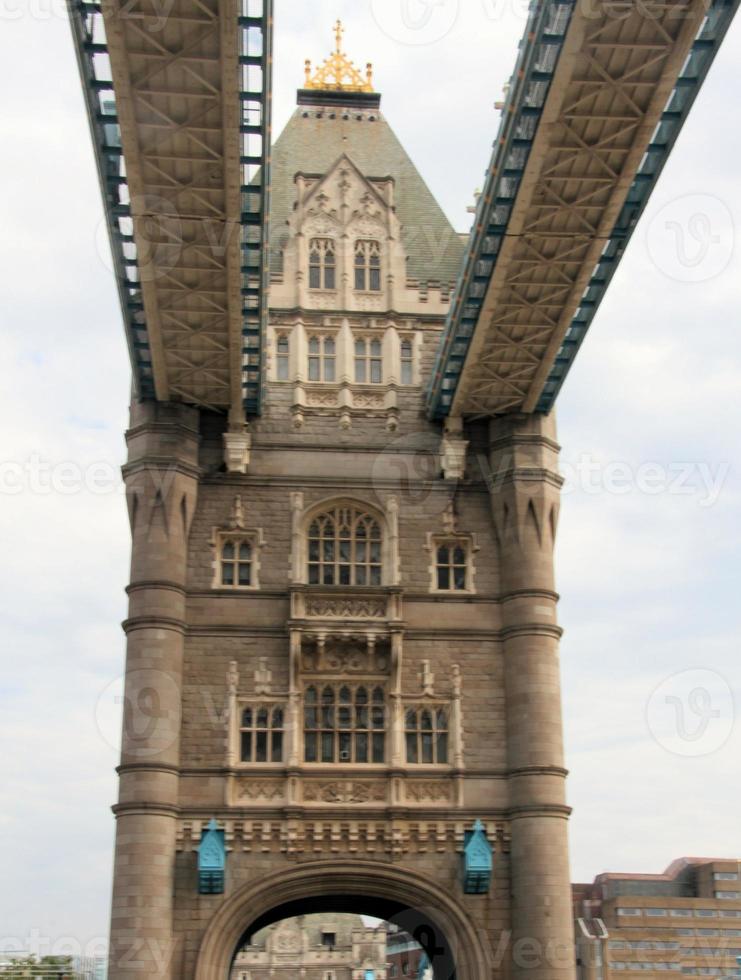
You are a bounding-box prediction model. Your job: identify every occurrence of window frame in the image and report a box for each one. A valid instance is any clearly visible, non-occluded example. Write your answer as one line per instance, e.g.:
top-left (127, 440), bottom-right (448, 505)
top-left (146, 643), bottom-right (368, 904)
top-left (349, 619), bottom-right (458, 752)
top-left (399, 335), bottom-right (415, 385)
top-left (354, 334), bottom-right (384, 385)
top-left (307, 332), bottom-right (337, 383)
top-left (307, 505), bottom-right (384, 587)
top-left (214, 531), bottom-right (262, 591)
top-left (427, 534), bottom-right (478, 594)
top-left (303, 683), bottom-right (387, 765)
top-left (404, 705), bottom-right (450, 766)
top-left (275, 333), bottom-right (290, 381)
top-left (308, 238), bottom-right (337, 291)
top-left (354, 239), bottom-right (382, 292)
top-left (238, 703), bottom-right (285, 765)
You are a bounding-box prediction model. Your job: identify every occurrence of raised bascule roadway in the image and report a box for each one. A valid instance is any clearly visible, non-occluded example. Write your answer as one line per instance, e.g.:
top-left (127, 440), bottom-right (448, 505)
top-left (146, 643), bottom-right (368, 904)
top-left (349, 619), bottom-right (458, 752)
top-left (68, 0), bottom-right (739, 428)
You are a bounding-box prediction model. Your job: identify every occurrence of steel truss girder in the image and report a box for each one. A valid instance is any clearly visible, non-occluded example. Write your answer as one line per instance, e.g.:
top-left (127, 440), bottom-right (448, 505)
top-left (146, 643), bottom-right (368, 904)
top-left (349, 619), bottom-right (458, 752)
top-left (67, 0), bottom-right (273, 416)
top-left (427, 0), bottom-right (740, 420)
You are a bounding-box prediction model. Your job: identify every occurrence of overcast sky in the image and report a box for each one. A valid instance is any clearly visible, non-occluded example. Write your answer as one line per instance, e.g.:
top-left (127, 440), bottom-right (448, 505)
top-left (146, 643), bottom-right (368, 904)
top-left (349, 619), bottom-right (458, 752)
top-left (1, 0), bottom-right (740, 960)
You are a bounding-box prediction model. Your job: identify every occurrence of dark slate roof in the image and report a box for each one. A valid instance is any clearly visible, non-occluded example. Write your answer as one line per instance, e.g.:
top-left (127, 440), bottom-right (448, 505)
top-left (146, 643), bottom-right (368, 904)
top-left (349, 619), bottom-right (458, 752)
top-left (268, 103), bottom-right (465, 286)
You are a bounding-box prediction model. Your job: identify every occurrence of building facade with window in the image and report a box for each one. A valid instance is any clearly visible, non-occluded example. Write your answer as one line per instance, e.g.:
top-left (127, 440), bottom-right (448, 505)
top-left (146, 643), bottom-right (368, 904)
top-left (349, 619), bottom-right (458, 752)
top-left (111, 26), bottom-right (576, 980)
top-left (574, 858), bottom-right (741, 980)
top-left (230, 914), bottom-right (387, 980)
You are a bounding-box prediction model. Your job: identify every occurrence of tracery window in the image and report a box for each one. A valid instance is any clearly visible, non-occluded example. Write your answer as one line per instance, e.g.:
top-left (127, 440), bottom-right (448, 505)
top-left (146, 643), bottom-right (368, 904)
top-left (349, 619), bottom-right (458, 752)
top-left (308, 334), bottom-right (336, 382)
top-left (405, 708), bottom-right (449, 764)
top-left (304, 684), bottom-right (386, 763)
top-left (307, 506), bottom-right (383, 586)
top-left (354, 240), bottom-right (381, 292)
top-left (354, 336), bottom-right (383, 384)
top-left (400, 337), bottom-right (414, 385)
top-left (219, 536), bottom-right (253, 588)
top-left (276, 334), bottom-right (290, 381)
top-left (309, 238), bottom-right (336, 290)
top-left (240, 705), bottom-right (283, 763)
top-left (435, 540), bottom-right (470, 592)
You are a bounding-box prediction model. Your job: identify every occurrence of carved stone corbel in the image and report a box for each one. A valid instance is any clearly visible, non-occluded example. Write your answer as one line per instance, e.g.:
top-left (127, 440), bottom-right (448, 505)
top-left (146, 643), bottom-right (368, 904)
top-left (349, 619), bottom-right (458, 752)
top-left (223, 424), bottom-right (251, 474)
top-left (440, 416), bottom-right (468, 480)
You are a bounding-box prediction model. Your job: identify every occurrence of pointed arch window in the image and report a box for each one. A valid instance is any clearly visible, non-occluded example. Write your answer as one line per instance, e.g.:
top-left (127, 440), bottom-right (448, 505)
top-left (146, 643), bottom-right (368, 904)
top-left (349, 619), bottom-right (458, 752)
top-left (405, 708), bottom-right (449, 764)
top-left (308, 334), bottom-right (336, 382)
top-left (304, 684), bottom-right (386, 763)
top-left (240, 705), bottom-right (284, 763)
top-left (309, 238), bottom-right (336, 290)
top-left (307, 505), bottom-right (383, 586)
top-left (354, 336), bottom-right (383, 384)
top-left (354, 240), bottom-right (382, 292)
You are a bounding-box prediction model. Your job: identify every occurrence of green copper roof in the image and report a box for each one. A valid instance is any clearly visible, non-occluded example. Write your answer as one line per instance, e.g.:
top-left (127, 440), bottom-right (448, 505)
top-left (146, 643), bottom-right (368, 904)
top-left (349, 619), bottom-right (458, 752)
top-left (269, 104), bottom-right (465, 286)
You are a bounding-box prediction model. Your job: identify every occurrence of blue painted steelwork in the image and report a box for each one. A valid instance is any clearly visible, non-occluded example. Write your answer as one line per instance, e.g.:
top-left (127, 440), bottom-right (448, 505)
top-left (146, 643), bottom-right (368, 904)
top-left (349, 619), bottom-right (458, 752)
top-left (198, 818), bottom-right (226, 894)
top-left (536, 0), bottom-right (741, 413)
top-left (463, 819), bottom-right (493, 895)
top-left (426, 0), bottom-right (576, 420)
top-left (239, 0), bottom-right (273, 416)
top-left (67, 0), bottom-right (155, 399)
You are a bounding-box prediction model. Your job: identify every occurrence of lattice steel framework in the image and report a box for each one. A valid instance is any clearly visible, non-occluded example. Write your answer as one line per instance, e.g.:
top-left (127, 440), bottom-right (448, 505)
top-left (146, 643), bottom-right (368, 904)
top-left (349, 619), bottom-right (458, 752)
top-left (428, 0), bottom-right (739, 420)
top-left (68, 0), bottom-right (273, 415)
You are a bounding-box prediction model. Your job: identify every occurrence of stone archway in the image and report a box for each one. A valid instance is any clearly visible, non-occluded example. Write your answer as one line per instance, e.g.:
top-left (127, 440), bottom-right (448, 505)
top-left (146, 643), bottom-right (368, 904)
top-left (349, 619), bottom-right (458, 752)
top-left (194, 860), bottom-right (492, 980)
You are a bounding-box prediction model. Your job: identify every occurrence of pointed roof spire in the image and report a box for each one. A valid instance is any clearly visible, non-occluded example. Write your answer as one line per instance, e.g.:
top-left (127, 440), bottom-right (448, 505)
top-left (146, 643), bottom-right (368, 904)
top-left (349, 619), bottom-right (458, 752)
top-left (304, 20), bottom-right (374, 93)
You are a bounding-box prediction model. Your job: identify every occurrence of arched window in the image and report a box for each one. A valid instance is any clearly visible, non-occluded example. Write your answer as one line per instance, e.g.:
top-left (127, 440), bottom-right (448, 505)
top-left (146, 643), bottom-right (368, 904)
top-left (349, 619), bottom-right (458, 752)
top-left (354, 240), bottom-right (381, 291)
top-left (309, 238), bottom-right (336, 290)
top-left (354, 336), bottom-right (383, 384)
top-left (240, 705), bottom-right (284, 763)
top-left (435, 542), bottom-right (469, 591)
top-left (219, 537), bottom-right (253, 587)
top-left (307, 505), bottom-right (383, 586)
top-left (304, 684), bottom-right (386, 763)
top-left (308, 334), bottom-right (336, 382)
top-left (405, 707), bottom-right (449, 764)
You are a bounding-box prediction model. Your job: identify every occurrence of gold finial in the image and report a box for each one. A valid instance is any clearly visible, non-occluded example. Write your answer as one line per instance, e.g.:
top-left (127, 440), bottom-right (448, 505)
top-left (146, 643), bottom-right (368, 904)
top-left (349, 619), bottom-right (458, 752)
top-left (304, 21), bottom-right (375, 93)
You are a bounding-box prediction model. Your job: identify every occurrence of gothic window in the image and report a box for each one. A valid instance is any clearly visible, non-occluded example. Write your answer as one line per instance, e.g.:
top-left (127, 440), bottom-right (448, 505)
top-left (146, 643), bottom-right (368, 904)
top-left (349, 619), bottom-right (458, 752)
top-left (309, 238), bottom-right (336, 290)
top-left (354, 240), bottom-right (381, 292)
top-left (219, 536), bottom-right (253, 587)
top-left (307, 506), bottom-right (383, 586)
top-left (354, 336), bottom-right (383, 384)
top-left (405, 708), bottom-right (449, 764)
top-left (400, 337), bottom-right (414, 385)
top-left (240, 706), bottom-right (283, 763)
top-left (435, 540), bottom-right (470, 592)
top-left (276, 334), bottom-right (290, 381)
top-left (304, 684), bottom-right (386, 763)
top-left (308, 334), bottom-right (336, 382)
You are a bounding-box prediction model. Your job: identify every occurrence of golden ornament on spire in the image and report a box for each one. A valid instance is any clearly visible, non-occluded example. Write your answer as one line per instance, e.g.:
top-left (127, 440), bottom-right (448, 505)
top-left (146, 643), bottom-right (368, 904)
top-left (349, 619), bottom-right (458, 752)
top-left (304, 20), bottom-right (374, 93)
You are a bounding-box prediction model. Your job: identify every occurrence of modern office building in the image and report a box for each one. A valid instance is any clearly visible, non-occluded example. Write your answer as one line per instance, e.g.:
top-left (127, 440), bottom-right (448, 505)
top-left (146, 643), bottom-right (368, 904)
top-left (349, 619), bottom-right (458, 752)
top-left (575, 858), bottom-right (741, 980)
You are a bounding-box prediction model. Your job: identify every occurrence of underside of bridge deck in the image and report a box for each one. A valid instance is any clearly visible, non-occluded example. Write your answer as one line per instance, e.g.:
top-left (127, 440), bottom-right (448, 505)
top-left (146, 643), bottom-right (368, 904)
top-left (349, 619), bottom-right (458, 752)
top-left (427, 0), bottom-right (739, 420)
top-left (68, 0), bottom-right (272, 417)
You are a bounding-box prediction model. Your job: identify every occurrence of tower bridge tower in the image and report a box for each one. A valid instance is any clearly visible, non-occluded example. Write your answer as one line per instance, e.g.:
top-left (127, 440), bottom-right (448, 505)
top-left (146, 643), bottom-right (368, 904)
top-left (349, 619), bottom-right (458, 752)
top-left (110, 27), bottom-right (575, 980)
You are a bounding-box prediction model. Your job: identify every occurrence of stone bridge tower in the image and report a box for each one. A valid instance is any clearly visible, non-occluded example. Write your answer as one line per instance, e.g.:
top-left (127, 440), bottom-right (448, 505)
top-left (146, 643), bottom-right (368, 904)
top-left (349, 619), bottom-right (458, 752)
top-left (109, 28), bottom-right (575, 980)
